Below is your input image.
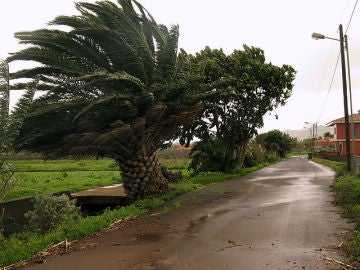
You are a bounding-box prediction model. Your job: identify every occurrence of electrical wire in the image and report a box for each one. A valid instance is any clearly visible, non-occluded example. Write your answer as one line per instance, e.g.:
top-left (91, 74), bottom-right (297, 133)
top-left (345, 0), bottom-right (359, 33)
top-left (317, 53), bottom-right (340, 123)
top-left (316, 0), bottom-right (358, 124)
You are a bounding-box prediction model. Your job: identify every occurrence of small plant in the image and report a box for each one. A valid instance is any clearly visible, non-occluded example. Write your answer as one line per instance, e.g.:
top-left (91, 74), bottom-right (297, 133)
top-left (173, 201), bottom-right (182, 209)
top-left (333, 174), bottom-right (360, 205)
top-left (25, 194), bottom-right (81, 234)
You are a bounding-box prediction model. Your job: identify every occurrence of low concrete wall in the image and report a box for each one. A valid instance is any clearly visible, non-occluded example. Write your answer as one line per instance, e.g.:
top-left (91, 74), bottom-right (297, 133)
top-left (0, 191), bottom-right (130, 226)
top-left (0, 197), bottom-right (34, 225)
top-left (0, 191), bottom-right (71, 225)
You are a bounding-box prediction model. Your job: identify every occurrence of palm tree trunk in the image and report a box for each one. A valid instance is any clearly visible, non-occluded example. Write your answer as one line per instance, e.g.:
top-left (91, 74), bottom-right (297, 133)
top-left (119, 151), bottom-right (169, 200)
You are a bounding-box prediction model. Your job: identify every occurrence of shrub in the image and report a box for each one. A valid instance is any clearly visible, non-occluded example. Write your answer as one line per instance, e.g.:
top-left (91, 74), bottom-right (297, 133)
top-left (333, 174), bottom-right (360, 205)
top-left (25, 194), bottom-right (81, 234)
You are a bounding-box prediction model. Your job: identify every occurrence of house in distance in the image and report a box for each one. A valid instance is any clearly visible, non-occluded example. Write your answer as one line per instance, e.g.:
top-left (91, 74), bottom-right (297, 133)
top-left (326, 111), bottom-right (360, 156)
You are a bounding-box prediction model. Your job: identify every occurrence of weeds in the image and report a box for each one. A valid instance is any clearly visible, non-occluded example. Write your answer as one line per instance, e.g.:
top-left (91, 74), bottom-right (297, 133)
top-left (326, 167), bottom-right (360, 265)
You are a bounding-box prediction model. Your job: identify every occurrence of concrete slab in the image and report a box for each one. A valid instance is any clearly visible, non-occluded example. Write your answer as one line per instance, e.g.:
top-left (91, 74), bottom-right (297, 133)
top-left (71, 184), bottom-right (126, 197)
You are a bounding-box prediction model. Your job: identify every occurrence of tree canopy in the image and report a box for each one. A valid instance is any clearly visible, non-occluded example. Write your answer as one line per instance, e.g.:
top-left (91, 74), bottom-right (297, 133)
top-left (257, 130), bottom-right (297, 158)
top-left (7, 0), bottom-right (216, 200)
top-left (180, 46), bottom-right (296, 172)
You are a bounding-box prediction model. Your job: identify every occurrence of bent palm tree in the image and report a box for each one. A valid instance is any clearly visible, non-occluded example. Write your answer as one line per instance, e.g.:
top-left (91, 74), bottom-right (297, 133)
top-left (8, 0), bottom-right (205, 200)
top-left (0, 60), bottom-right (35, 201)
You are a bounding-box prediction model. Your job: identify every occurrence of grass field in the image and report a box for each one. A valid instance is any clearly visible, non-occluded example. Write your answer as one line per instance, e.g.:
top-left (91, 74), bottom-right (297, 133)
top-left (5, 158), bottom-right (190, 201)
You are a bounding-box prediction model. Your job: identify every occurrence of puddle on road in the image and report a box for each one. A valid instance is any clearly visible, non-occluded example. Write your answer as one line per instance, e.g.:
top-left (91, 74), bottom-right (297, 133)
top-left (213, 208), bottom-right (235, 216)
top-left (187, 215), bottom-right (209, 232)
top-left (186, 208), bottom-right (237, 232)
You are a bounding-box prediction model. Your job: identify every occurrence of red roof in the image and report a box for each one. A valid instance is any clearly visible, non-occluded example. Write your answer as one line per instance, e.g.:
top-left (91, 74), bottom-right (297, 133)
top-left (327, 113), bottom-right (360, 126)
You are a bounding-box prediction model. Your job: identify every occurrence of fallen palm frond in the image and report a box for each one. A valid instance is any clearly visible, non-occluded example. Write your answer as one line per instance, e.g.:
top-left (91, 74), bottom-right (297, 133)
top-left (323, 255), bottom-right (357, 270)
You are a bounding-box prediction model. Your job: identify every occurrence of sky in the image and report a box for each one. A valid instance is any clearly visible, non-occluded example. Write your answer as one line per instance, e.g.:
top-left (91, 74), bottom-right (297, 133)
top-left (1, 0), bottom-right (359, 134)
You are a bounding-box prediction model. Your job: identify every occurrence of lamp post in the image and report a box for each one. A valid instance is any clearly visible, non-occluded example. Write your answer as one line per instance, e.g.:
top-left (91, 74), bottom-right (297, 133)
top-left (345, 35), bottom-right (356, 171)
top-left (304, 121), bottom-right (317, 154)
top-left (312, 24), bottom-right (351, 172)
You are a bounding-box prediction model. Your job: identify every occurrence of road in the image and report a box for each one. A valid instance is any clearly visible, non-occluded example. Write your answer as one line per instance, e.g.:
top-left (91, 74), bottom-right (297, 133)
top-left (25, 156), bottom-right (353, 270)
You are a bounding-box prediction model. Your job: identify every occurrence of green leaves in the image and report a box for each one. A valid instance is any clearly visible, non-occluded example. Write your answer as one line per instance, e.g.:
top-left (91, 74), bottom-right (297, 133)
top-left (7, 0), bottom-right (206, 162)
top-left (0, 60), bottom-right (35, 202)
top-left (262, 130), bottom-right (297, 157)
top-left (179, 46), bottom-right (296, 170)
top-left (0, 61), bottom-right (36, 153)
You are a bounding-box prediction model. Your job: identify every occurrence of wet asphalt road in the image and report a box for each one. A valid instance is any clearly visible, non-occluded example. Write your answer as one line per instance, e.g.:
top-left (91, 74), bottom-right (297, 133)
top-left (25, 156), bottom-right (353, 270)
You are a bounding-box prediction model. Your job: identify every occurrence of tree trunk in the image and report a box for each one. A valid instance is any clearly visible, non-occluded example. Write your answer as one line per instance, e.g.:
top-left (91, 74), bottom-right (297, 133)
top-left (119, 151), bottom-right (169, 200)
top-left (235, 142), bottom-right (247, 169)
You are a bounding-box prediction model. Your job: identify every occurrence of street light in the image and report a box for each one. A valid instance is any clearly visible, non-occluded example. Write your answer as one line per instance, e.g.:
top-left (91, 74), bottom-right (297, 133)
top-left (304, 121), bottom-right (318, 154)
top-left (312, 24), bottom-right (351, 172)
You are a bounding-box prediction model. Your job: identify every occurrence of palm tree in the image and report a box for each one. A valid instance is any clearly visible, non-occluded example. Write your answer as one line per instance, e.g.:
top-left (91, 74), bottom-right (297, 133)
top-left (7, 0), bottom-right (206, 200)
top-left (0, 60), bottom-right (35, 201)
top-left (1, 60), bottom-right (35, 240)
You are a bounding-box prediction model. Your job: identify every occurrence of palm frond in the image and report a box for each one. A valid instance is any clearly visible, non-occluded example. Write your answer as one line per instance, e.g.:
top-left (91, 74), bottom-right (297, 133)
top-left (72, 94), bottom-right (133, 123)
top-left (94, 124), bottom-right (133, 145)
top-left (6, 80), bottom-right (36, 146)
top-left (144, 103), bottom-right (167, 127)
top-left (154, 24), bottom-right (179, 82)
top-left (72, 70), bottom-right (145, 91)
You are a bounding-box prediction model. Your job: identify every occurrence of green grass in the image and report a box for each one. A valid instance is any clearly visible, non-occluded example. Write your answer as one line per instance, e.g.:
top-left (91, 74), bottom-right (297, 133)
top-left (332, 173), bottom-right (360, 266)
top-left (6, 159), bottom-right (121, 201)
top-left (0, 159), bottom-right (269, 267)
top-left (11, 159), bottom-right (118, 172)
top-left (5, 158), bottom-right (190, 201)
top-left (159, 157), bottom-right (190, 170)
top-left (312, 157), bottom-right (346, 174)
top-left (190, 163), bottom-right (268, 186)
top-left (6, 171), bottom-right (120, 201)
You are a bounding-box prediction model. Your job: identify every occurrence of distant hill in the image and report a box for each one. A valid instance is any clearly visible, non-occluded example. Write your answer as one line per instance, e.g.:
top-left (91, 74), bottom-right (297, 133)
top-left (284, 125), bottom-right (334, 141)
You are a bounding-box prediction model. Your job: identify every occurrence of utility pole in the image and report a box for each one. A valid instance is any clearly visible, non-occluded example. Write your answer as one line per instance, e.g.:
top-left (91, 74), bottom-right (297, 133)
top-left (339, 24), bottom-right (351, 172)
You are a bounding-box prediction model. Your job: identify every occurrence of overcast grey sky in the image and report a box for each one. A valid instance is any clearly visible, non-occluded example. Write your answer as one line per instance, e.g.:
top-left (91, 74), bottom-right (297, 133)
top-left (1, 0), bottom-right (359, 133)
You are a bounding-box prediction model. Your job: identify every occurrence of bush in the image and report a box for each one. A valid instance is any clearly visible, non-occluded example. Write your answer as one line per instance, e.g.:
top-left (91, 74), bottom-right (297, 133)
top-left (333, 174), bottom-right (360, 205)
top-left (25, 194), bottom-right (81, 234)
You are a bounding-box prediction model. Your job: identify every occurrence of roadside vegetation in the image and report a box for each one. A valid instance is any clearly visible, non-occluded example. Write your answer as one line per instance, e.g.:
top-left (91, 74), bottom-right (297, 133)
top-left (0, 156), bottom-right (273, 268)
top-left (312, 157), bottom-right (360, 265)
top-left (333, 174), bottom-right (360, 264)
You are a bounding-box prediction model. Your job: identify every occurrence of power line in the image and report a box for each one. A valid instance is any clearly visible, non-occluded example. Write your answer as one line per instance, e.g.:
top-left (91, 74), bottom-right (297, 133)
top-left (317, 53), bottom-right (340, 123)
top-left (316, 0), bottom-right (358, 124)
top-left (345, 0), bottom-right (359, 33)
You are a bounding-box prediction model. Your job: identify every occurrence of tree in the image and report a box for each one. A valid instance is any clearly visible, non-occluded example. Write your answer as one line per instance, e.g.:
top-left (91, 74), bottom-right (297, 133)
top-left (0, 60), bottom-right (35, 240)
top-left (180, 46), bottom-right (296, 172)
top-left (0, 60), bottom-right (35, 202)
top-left (7, 0), bottom-right (213, 200)
top-left (324, 131), bottom-right (332, 138)
top-left (262, 130), bottom-right (297, 157)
